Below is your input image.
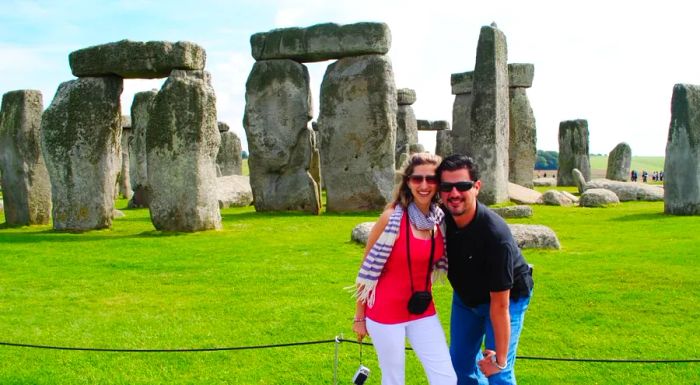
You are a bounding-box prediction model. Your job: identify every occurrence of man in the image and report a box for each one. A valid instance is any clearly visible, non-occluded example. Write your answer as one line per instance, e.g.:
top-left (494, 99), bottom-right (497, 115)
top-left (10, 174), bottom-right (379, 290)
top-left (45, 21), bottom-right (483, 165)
top-left (436, 154), bottom-right (534, 385)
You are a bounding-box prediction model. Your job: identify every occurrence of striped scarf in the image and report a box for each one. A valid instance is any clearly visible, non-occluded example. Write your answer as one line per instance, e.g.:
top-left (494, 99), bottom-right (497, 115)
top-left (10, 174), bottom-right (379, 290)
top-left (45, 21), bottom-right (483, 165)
top-left (351, 202), bottom-right (449, 307)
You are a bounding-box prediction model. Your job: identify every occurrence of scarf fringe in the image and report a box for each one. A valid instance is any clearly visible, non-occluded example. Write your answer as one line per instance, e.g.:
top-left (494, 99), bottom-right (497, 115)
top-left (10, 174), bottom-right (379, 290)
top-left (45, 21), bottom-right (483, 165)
top-left (346, 279), bottom-right (378, 308)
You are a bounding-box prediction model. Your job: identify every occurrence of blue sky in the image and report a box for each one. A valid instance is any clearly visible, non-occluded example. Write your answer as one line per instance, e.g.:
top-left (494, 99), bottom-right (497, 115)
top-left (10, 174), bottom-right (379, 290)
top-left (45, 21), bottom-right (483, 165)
top-left (3, 0), bottom-right (700, 156)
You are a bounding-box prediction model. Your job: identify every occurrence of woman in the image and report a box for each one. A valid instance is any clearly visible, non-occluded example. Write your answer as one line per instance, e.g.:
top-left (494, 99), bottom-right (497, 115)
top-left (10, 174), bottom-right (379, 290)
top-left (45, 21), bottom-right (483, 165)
top-left (351, 153), bottom-right (457, 385)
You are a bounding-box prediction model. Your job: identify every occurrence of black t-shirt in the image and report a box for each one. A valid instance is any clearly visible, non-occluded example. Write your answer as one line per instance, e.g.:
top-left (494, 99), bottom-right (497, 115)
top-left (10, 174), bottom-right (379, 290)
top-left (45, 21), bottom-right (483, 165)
top-left (445, 202), bottom-right (533, 307)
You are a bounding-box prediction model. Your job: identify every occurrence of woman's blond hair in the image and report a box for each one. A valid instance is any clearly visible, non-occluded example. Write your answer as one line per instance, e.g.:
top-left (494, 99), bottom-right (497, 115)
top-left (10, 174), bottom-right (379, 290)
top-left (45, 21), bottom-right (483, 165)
top-left (387, 152), bottom-right (442, 209)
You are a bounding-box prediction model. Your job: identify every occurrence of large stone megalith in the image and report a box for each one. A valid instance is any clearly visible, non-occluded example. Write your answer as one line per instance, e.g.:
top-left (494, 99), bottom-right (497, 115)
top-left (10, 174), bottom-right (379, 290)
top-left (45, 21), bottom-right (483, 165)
top-left (665, 84), bottom-right (700, 215)
top-left (435, 130), bottom-right (453, 157)
top-left (558, 119), bottom-right (591, 186)
top-left (470, 25), bottom-right (510, 205)
top-left (606, 142), bottom-right (632, 181)
top-left (243, 59), bottom-right (320, 213)
top-left (508, 63), bottom-right (536, 188)
top-left (318, 54), bottom-right (397, 211)
top-left (118, 116), bottom-right (132, 200)
top-left (216, 122), bottom-right (243, 176)
top-left (0, 90), bottom-right (51, 225)
top-left (147, 70), bottom-right (222, 231)
top-left (128, 90), bottom-right (157, 208)
top-left (451, 71), bottom-right (474, 156)
top-left (40, 77), bottom-right (123, 230)
top-left (396, 88), bottom-right (418, 166)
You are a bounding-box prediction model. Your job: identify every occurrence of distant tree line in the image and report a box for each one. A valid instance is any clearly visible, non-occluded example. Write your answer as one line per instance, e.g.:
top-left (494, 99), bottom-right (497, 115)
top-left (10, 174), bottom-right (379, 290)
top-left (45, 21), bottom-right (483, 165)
top-left (535, 150), bottom-right (558, 170)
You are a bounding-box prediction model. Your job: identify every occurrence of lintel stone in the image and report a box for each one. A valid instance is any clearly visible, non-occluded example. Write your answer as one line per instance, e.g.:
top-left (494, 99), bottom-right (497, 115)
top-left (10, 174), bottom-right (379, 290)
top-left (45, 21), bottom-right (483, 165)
top-left (397, 88), bottom-right (416, 105)
top-left (417, 119), bottom-right (450, 131)
top-left (69, 40), bottom-right (206, 79)
top-left (250, 22), bottom-right (391, 62)
top-left (508, 63), bottom-right (534, 88)
top-left (451, 71), bottom-right (473, 95)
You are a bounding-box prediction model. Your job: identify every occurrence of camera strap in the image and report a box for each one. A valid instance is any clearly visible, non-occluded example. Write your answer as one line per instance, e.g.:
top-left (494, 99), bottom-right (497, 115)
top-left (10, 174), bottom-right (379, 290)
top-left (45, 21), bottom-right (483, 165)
top-left (359, 339), bottom-right (364, 365)
top-left (405, 213), bottom-right (435, 294)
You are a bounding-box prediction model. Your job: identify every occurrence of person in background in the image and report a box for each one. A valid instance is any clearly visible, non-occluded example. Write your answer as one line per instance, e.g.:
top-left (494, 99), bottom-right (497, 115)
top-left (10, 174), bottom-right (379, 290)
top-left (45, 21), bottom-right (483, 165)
top-left (437, 154), bottom-right (533, 385)
top-left (351, 152), bottom-right (457, 385)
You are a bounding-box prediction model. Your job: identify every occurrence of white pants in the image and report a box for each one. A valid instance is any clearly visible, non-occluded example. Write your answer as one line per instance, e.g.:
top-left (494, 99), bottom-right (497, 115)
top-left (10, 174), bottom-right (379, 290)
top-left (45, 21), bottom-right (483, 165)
top-left (366, 315), bottom-right (457, 385)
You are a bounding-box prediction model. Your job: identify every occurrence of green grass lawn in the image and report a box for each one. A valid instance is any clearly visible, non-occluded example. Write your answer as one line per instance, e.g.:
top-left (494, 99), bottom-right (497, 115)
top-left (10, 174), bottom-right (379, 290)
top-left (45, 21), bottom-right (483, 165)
top-left (589, 155), bottom-right (665, 174)
top-left (0, 198), bottom-right (698, 384)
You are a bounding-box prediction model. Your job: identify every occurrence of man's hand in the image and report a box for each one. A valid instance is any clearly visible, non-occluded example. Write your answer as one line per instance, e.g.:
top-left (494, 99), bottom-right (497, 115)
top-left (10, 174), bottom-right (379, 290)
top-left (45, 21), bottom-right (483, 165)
top-left (478, 349), bottom-right (504, 377)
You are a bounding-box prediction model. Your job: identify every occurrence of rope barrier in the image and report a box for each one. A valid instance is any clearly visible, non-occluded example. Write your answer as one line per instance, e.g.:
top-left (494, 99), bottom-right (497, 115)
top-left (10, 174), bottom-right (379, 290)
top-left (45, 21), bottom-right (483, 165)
top-left (1, 338), bottom-right (699, 363)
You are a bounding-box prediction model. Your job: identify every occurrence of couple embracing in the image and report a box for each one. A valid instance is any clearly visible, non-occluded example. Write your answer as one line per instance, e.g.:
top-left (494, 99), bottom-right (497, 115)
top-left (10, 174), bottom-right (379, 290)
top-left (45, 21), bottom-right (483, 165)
top-left (352, 153), bottom-right (534, 385)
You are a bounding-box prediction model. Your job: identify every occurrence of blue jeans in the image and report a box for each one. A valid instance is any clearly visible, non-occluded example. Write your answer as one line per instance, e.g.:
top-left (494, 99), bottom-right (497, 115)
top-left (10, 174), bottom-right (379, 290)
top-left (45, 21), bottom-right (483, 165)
top-left (449, 291), bottom-right (532, 385)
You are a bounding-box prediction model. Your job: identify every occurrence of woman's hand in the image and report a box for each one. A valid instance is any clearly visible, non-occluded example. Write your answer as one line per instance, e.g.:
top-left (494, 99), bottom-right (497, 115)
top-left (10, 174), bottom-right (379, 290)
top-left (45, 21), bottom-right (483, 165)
top-left (352, 319), bottom-right (369, 342)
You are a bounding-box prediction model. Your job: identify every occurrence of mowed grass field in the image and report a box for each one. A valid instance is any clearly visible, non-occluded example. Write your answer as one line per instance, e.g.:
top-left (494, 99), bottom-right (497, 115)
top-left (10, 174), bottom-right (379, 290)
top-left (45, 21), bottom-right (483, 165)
top-left (1, 186), bottom-right (699, 383)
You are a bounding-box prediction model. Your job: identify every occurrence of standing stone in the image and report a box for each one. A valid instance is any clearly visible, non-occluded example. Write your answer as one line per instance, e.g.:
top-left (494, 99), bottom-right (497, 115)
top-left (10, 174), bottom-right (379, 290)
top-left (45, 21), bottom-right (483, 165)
top-left (396, 88), bottom-right (418, 166)
top-left (128, 90), bottom-right (157, 208)
top-left (0, 90), bottom-right (51, 225)
top-left (118, 116), bottom-right (133, 200)
top-left (606, 142), bottom-right (632, 181)
top-left (665, 84), bottom-right (700, 215)
top-left (147, 70), bottom-right (222, 231)
top-left (451, 71), bottom-right (473, 155)
top-left (318, 54), bottom-right (396, 211)
top-left (216, 122), bottom-right (243, 176)
top-left (435, 130), bottom-right (453, 157)
top-left (243, 59), bottom-right (320, 213)
top-left (557, 119), bottom-right (591, 186)
top-left (469, 25), bottom-right (510, 205)
top-left (508, 63), bottom-right (536, 188)
top-left (40, 77), bottom-right (123, 231)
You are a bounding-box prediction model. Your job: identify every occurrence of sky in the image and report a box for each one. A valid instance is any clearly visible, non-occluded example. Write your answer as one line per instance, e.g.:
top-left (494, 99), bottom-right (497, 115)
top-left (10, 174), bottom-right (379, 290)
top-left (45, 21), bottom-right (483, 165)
top-left (2, 0), bottom-right (699, 157)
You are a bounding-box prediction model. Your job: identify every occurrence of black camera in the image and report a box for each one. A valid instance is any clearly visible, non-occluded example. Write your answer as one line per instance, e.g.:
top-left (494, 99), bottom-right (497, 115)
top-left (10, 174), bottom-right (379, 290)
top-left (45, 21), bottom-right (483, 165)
top-left (352, 365), bottom-right (370, 384)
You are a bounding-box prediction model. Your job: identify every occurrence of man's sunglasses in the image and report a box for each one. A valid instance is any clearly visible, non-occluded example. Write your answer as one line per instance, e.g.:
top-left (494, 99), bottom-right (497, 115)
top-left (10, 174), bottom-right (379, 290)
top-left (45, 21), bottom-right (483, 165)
top-left (439, 181), bottom-right (475, 192)
top-left (407, 174), bottom-right (438, 185)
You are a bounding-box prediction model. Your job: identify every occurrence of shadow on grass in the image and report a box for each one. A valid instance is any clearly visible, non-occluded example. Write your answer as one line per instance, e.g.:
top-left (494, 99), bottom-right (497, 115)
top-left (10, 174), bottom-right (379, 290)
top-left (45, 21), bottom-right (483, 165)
top-left (610, 212), bottom-right (668, 222)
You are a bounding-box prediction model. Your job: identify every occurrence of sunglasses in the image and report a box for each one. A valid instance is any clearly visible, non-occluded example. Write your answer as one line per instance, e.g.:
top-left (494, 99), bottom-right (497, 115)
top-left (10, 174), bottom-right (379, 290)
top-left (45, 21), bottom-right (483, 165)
top-left (439, 181), bottom-right (475, 192)
top-left (408, 174), bottom-right (438, 185)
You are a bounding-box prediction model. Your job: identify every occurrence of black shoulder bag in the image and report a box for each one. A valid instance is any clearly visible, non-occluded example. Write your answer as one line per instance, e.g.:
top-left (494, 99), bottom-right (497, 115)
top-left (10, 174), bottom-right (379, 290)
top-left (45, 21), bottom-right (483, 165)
top-left (406, 213), bottom-right (435, 315)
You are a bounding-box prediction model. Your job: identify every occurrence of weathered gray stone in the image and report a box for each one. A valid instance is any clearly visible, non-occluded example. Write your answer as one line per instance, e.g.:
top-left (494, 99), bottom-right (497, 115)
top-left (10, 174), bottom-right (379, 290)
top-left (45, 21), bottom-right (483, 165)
top-left (580, 188), bottom-right (620, 207)
top-left (318, 54), bottom-right (396, 211)
top-left (560, 191), bottom-right (580, 204)
top-left (585, 178), bottom-right (663, 201)
top-left (469, 25), bottom-right (510, 205)
top-left (435, 130), bottom-right (453, 157)
top-left (40, 77), bottom-right (123, 230)
top-left (147, 70), bottom-right (221, 231)
top-left (665, 84), bottom-right (700, 215)
top-left (217, 128), bottom-right (243, 176)
top-left (217, 121), bottom-right (230, 133)
top-left (397, 88), bottom-right (416, 105)
top-left (417, 119), bottom-right (450, 131)
top-left (351, 222), bottom-right (375, 245)
top-left (492, 205), bottom-right (533, 218)
top-left (557, 119), bottom-right (591, 186)
top-left (508, 63), bottom-right (534, 88)
top-left (396, 103), bottom-right (418, 165)
top-left (69, 40), bottom-right (206, 79)
top-left (409, 143), bottom-right (425, 154)
top-left (508, 224), bottom-right (560, 249)
top-left (533, 177), bottom-right (556, 187)
top-left (451, 71), bottom-right (473, 95)
top-left (508, 182), bottom-right (542, 204)
top-left (508, 86), bottom-right (536, 188)
top-left (452, 93), bottom-right (473, 155)
top-left (572, 168), bottom-right (586, 194)
top-left (118, 121), bottom-right (132, 200)
top-left (251, 22), bottom-right (391, 62)
top-left (606, 142), bottom-right (631, 181)
top-left (128, 90), bottom-right (157, 208)
top-left (0, 90), bottom-right (51, 225)
top-left (243, 60), bottom-right (320, 213)
top-left (309, 129), bottom-right (322, 197)
top-left (540, 190), bottom-right (575, 206)
top-left (216, 175), bottom-right (253, 208)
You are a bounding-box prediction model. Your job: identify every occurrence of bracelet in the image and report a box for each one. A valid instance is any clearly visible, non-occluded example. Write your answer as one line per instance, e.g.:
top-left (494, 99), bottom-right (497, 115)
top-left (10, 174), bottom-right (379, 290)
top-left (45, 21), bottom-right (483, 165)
top-left (490, 354), bottom-right (507, 370)
top-left (353, 318), bottom-right (366, 322)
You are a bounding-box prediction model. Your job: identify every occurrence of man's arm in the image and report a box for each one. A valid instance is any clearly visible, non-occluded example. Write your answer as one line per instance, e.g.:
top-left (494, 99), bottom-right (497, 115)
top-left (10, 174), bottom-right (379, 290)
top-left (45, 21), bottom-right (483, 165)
top-left (478, 289), bottom-right (510, 376)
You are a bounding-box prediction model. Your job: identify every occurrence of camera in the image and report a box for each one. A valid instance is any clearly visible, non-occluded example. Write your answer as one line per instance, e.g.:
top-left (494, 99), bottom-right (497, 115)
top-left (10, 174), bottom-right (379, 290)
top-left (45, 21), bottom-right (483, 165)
top-left (352, 365), bottom-right (370, 384)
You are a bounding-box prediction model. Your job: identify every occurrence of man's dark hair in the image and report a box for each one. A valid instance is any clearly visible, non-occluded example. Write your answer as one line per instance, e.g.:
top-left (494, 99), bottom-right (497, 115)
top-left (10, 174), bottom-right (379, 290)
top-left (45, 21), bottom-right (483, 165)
top-left (436, 154), bottom-right (480, 181)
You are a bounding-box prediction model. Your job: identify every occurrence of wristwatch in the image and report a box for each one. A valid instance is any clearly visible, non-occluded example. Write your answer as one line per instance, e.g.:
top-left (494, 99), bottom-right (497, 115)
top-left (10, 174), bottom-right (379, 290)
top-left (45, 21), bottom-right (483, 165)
top-left (490, 354), bottom-right (507, 370)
